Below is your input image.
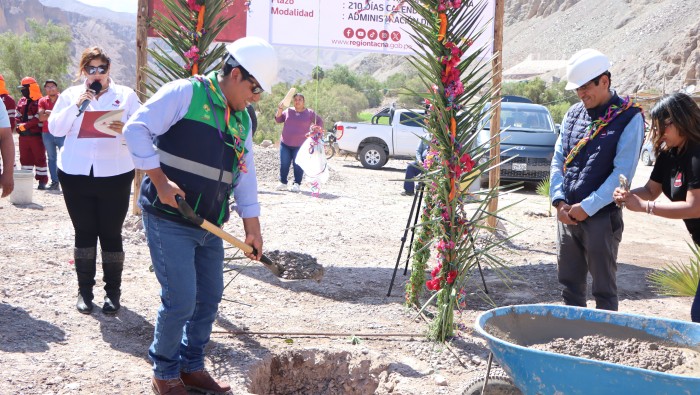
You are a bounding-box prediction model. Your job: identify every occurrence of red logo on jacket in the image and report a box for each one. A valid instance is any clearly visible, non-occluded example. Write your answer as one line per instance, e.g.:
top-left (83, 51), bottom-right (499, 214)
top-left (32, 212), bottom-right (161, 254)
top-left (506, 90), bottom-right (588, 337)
top-left (674, 172), bottom-right (683, 188)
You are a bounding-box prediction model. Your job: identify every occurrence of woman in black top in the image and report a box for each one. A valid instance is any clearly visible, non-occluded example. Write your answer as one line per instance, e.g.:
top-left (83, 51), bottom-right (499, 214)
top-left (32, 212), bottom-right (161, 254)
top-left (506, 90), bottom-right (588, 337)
top-left (614, 92), bottom-right (700, 323)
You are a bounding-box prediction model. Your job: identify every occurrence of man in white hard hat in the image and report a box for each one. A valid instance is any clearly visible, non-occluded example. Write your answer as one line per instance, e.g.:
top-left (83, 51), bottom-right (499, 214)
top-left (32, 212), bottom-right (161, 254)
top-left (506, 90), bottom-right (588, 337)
top-left (549, 48), bottom-right (645, 311)
top-left (124, 36), bottom-right (277, 395)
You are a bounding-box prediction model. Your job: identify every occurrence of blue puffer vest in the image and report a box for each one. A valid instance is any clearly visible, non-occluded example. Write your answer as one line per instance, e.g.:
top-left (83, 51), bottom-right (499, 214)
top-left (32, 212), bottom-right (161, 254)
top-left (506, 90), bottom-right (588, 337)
top-left (562, 93), bottom-right (642, 209)
top-left (139, 72), bottom-right (250, 227)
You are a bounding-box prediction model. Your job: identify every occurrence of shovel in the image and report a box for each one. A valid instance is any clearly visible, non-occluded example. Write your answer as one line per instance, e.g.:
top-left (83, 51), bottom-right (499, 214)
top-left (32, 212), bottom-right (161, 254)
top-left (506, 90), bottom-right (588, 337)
top-left (174, 195), bottom-right (284, 277)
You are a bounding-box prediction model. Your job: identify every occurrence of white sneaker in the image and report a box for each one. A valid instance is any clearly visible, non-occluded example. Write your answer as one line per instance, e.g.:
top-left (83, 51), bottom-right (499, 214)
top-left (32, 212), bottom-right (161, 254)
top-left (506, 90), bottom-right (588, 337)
top-left (276, 183), bottom-right (288, 191)
top-left (290, 183), bottom-right (300, 193)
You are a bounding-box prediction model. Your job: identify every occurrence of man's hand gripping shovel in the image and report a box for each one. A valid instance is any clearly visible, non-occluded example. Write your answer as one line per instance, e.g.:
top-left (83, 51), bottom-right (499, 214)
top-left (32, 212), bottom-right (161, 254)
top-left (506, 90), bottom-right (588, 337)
top-left (174, 195), bottom-right (285, 278)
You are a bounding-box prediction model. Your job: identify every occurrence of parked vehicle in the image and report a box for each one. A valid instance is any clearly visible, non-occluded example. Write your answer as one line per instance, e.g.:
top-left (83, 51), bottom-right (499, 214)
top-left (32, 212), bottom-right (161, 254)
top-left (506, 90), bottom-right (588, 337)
top-left (640, 139), bottom-right (656, 166)
top-left (477, 101), bottom-right (558, 186)
top-left (334, 108), bottom-right (426, 169)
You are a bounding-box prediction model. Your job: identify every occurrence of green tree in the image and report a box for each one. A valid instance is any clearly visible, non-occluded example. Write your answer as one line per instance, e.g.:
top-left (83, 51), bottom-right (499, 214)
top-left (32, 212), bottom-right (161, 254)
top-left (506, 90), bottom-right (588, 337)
top-left (357, 73), bottom-right (383, 107)
top-left (0, 19), bottom-right (72, 91)
top-left (325, 64), bottom-right (358, 88)
top-left (311, 66), bottom-right (324, 80)
top-left (397, 75), bottom-right (428, 108)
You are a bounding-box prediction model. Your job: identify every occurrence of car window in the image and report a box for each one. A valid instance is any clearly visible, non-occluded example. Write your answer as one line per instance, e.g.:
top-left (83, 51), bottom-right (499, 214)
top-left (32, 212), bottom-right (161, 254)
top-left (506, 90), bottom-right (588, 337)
top-left (399, 111), bottom-right (426, 127)
top-left (484, 107), bottom-right (553, 132)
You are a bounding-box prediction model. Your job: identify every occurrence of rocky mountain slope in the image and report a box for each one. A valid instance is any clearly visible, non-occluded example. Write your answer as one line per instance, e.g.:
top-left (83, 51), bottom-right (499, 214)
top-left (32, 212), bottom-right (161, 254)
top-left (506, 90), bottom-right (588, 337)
top-left (1, 0), bottom-right (698, 95)
top-left (0, 0), bottom-right (136, 88)
top-left (502, 0), bottom-right (699, 94)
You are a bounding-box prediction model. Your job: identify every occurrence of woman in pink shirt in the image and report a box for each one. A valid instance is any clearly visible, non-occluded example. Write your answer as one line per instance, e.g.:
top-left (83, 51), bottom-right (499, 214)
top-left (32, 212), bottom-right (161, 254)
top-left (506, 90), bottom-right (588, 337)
top-left (274, 93), bottom-right (323, 192)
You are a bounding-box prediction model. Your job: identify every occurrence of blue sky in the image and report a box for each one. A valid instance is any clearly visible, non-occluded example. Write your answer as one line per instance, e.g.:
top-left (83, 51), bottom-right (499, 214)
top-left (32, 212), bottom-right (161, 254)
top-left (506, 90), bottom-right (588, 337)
top-left (76, 0), bottom-right (137, 13)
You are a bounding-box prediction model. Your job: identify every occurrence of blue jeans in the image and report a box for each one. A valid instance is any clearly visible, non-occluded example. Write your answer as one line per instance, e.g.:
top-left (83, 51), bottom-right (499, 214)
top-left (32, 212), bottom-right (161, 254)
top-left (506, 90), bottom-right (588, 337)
top-left (280, 142), bottom-right (303, 185)
top-left (692, 278), bottom-right (700, 322)
top-left (143, 212), bottom-right (225, 380)
top-left (404, 161), bottom-right (421, 193)
top-left (42, 133), bottom-right (65, 183)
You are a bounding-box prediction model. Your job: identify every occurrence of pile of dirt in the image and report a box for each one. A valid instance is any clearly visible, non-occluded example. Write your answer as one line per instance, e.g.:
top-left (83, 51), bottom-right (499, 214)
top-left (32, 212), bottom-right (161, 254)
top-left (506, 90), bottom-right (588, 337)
top-left (265, 250), bottom-right (325, 281)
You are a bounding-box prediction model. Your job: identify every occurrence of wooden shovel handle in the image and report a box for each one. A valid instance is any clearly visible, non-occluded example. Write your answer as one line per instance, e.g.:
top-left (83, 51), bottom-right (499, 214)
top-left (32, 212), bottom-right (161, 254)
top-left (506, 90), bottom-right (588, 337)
top-left (199, 220), bottom-right (253, 254)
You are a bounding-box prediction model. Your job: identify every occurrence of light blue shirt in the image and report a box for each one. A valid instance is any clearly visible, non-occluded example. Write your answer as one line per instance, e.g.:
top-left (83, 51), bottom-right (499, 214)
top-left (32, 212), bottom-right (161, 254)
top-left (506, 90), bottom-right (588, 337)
top-left (550, 111), bottom-right (644, 216)
top-left (123, 79), bottom-right (260, 219)
top-left (0, 100), bottom-right (9, 128)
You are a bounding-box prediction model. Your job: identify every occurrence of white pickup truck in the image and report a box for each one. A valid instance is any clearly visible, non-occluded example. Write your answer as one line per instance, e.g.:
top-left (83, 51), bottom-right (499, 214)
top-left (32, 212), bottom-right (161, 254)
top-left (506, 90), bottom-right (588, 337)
top-left (333, 108), bottom-right (427, 169)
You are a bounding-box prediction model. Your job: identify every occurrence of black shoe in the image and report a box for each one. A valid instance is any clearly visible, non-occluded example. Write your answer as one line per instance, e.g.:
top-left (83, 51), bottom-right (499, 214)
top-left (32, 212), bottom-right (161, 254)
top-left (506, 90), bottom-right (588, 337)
top-left (37, 182), bottom-right (47, 190)
top-left (76, 293), bottom-right (93, 314)
top-left (102, 295), bottom-right (120, 315)
top-left (48, 181), bottom-right (60, 190)
top-left (401, 190), bottom-right (414, 196)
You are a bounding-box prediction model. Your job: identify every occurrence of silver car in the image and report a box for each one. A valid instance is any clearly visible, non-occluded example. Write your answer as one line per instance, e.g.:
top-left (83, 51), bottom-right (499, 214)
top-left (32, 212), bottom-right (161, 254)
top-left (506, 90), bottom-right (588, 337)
top-left (641, 139), bottom-right (656, 166)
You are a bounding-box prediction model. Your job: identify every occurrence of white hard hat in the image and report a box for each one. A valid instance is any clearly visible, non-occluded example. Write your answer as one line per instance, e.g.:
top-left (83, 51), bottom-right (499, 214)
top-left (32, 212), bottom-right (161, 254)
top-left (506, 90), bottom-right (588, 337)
top-left (565, 48), bottom-right (611, 90)
top-left (225, 36), bottom-right (278, 92)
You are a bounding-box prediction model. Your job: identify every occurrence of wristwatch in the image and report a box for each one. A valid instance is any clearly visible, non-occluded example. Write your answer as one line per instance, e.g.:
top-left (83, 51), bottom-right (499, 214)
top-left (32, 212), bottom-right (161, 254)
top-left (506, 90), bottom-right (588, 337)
top-left (552, 199), bottom-right (564, 208)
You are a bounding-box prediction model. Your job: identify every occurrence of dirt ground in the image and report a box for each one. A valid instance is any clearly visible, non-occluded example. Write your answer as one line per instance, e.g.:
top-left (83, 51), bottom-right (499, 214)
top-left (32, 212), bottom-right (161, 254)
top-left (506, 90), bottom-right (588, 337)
top-left (0, 142), bottom-right (696, 395)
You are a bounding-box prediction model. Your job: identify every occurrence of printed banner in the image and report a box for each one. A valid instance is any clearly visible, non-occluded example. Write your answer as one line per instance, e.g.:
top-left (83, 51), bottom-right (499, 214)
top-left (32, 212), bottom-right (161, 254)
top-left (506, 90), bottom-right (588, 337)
top-left (247, 0), bottom-right (495, 57)
top-left (147, 0), bottom-right (247, 42)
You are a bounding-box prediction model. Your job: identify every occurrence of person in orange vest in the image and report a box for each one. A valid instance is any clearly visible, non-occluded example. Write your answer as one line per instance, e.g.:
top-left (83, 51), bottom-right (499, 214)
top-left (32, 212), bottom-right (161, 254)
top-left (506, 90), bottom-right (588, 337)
top-left (0, 74), bottom-right (16, 132)
top-left (15, 76), bottom-right (48, 189)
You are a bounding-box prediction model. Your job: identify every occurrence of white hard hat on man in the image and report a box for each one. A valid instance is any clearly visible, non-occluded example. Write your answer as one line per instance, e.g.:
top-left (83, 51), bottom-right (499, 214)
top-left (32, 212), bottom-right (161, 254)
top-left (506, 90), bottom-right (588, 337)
top-left (565, 48), bottom-right (611, 90)
top-left (225, 36), bottom-right (278, 92)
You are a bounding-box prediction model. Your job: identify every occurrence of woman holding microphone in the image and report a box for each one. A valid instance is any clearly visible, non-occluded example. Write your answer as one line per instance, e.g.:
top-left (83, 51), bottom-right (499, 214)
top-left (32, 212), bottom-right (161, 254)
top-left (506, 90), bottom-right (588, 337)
top-left (49, 46), bottom-right (140, 315)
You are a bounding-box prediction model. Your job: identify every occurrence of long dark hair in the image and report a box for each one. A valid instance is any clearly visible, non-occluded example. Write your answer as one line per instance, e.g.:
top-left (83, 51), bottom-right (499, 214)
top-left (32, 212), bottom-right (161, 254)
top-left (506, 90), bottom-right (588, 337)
top-left (650, 92), bottom-right (700, 153)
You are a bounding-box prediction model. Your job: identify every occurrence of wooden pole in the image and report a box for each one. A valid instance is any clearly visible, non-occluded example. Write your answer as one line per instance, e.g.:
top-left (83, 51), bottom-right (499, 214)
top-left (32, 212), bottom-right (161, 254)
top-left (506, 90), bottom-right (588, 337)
top-left (133, 0), bottom-right (149, 215)
top-left (487, 0), bottom-right (504, 230)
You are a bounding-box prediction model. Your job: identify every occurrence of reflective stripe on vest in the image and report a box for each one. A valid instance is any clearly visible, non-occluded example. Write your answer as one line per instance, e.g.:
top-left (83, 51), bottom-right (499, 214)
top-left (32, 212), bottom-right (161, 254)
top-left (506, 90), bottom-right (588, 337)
top-left (156, 148), bottom-right (234, 184)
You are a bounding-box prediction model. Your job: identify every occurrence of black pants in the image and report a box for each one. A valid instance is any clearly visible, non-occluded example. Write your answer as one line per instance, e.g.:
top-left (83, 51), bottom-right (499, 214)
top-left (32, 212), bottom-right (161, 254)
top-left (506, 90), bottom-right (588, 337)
top-left (58, 169), bottom-right (135, 252)
top-left (557, 207), bottom-right (623, 311)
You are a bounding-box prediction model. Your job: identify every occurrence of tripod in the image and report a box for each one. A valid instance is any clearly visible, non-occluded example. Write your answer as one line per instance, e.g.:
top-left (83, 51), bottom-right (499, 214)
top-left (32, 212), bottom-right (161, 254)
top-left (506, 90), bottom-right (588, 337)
top-left (387, 184), bottom-right (490, 297)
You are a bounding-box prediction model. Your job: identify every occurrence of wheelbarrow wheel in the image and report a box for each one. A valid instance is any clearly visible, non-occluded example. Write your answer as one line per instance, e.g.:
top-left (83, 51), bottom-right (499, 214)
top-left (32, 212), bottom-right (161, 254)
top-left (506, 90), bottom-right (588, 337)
top-left (462, 369), bottom-right (521, 395)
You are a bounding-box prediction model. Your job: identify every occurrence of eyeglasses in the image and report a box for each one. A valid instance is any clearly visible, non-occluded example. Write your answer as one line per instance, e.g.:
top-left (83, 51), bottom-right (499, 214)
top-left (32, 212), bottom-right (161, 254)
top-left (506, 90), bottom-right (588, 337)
top-left (246, 76), bottom-right (264, 94)
top-left (84, 64), bottom-right (109, 75)
top-left (575, 79), bottom-right (596, 92)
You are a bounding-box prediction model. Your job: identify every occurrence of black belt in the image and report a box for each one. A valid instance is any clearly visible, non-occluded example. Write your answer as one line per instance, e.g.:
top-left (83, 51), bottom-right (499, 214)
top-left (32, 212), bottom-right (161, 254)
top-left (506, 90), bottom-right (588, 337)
top-left (19, 132), bottom-right (42, 137)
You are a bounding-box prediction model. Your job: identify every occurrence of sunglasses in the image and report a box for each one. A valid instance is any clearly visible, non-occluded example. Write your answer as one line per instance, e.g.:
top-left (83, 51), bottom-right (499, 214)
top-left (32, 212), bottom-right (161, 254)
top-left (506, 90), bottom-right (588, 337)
top-left (246, 76), bottom-right (264, 95)
top-left (84, 64), bottom-right (109, 75)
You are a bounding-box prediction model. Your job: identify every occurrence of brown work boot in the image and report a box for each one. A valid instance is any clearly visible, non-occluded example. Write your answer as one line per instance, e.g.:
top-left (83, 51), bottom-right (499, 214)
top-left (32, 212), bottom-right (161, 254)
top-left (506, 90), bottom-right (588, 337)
top-left (151, 377), bottom-right (187, 395)
top-left (180, 370), bottom-right (231, 394)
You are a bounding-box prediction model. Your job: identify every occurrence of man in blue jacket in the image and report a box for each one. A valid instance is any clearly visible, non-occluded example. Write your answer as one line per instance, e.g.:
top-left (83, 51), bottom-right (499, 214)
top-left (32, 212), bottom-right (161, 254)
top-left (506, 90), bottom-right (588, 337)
top-left (550, 48), bottom-right (644, 311)
top-left (124, 37), bottom-right (277, 395)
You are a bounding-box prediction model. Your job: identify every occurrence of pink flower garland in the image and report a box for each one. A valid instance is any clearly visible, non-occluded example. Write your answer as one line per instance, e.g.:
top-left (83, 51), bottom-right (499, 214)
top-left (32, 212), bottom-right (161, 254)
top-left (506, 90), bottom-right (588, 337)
top-left (183, 46), bottom-right (200, 71)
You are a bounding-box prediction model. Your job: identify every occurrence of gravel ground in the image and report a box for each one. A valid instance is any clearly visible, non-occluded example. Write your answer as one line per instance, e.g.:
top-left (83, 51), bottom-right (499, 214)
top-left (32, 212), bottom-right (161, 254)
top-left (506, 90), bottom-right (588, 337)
top-left (0, 140), bottom-right (696, 394)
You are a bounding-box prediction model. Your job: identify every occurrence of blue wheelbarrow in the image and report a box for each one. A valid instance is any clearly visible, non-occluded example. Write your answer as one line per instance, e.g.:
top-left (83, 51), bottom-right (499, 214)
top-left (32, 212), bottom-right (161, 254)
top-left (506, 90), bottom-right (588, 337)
top-left (474, 304), bottom-right (700, 395)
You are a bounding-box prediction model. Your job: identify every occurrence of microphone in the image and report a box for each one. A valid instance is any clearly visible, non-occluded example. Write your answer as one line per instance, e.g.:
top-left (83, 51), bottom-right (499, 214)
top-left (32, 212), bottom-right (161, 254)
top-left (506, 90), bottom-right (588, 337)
top-left (76, 81), bottom-right (103, 117)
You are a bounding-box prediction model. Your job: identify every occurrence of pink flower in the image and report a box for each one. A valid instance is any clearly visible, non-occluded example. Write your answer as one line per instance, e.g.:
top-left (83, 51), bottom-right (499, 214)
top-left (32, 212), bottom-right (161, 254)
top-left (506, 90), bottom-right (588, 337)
top-left (431, 264), bottom-right (441, 278)
top-left (184, 46), bottom-right (200, 60)
top-left (426, 278), bottom-right (442, 291)
top-left (460, 153), bottom-right (475, 173)
top-left (447, 270), bottom-right (458, 284)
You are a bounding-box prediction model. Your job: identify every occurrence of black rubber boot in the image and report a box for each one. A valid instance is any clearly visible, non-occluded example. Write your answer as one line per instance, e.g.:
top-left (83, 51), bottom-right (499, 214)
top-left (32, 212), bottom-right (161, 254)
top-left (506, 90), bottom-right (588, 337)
top-left (102, 251), bottom-right (125, 315)
top-left (74, 247), bottom-right (97, 314)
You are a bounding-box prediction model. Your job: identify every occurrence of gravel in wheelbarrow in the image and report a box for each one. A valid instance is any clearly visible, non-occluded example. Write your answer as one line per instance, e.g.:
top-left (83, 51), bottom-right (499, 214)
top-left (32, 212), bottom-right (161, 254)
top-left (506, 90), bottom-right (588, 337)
top-left (265, 250), bottom-right (325, 281)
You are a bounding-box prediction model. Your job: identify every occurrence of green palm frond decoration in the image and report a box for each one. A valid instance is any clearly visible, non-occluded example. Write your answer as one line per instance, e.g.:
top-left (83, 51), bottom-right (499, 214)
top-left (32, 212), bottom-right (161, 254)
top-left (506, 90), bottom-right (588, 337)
top-left (536, 175), bottom-right (552, 216)
top-left (647, 242), bottom-right (700, 297)
top-left (143, 0), bottom-right (234, 96)
top-left (403, 0), bottom-right (513, 342)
